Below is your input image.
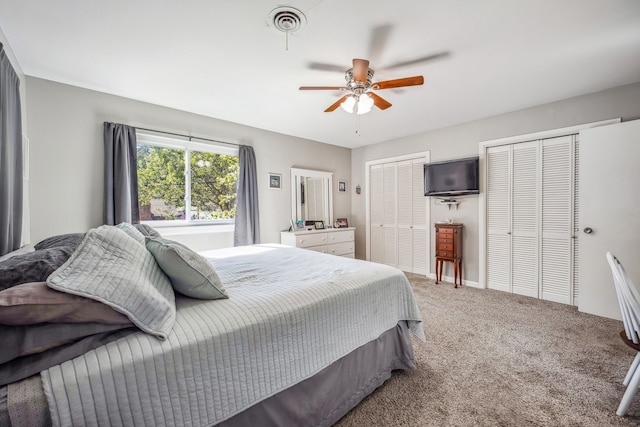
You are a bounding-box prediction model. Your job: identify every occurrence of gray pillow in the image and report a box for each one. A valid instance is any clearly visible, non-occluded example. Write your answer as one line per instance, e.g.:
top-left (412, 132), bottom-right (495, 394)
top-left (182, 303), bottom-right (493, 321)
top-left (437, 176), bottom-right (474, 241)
top-left (0, 247), bottom-right (74, 291)
top-left (0, 322), bottom-right (132, 365)
top-left (47, 226), bottom-right (176, 340)
top-left (34, 233), bottom-right (85, 251)
top-left (0, 244), bottom-right (34, 263)
top-left (0, 281), bottom-right (132, 325)
top-left (146, 237), bottom-right (228, 300)
top-left (0, 328), bottom-right (136, 387)
top-left (134, 223), bottom-right (161, 238)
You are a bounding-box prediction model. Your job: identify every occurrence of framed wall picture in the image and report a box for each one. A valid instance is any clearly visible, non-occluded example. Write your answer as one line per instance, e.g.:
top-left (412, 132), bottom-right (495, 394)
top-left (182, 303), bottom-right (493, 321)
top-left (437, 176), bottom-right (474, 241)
top-left (268, 173), bottom-right (282, 190)
top-left (338, 180), bottom-right (347, 192)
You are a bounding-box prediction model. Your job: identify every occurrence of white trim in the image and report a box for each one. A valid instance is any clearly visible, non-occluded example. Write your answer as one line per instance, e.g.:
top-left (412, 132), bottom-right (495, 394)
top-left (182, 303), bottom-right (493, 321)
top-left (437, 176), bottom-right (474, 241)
top-left (136, 131), bottom-right (239, 156)
top-left (366, 151), bottom-right (431, 167)
top-left (365, 151), bottom-right (430, 275)
top-left (478, 119), bottom-right (620, 149)
top-left (478, 118), bottom-right (621, 290)
top-left (136, 130), bottom-right (239, 225)
top-left (290, 168), bottom-right (334, 227)
top-left (426, 273), bottom-right (481, 289)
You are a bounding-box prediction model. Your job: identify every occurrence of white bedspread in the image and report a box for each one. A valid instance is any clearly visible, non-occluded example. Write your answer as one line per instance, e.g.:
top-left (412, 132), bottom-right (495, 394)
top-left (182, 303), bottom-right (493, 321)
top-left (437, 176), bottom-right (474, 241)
top-left (41, 244), bottom-right (425, 427)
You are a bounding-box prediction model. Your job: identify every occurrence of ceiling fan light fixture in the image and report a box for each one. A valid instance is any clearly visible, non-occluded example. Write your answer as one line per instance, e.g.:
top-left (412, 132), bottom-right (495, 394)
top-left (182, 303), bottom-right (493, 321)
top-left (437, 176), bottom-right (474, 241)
top-left (357, 94), bottom-right (374, 114)
top-left (340, 94), bottom-right (373, 115)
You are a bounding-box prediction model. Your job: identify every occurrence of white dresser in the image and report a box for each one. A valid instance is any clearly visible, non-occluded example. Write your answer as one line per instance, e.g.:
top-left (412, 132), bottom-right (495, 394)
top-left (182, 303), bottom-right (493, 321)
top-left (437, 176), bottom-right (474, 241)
top-left (280, 227), bottom-right (355, 258)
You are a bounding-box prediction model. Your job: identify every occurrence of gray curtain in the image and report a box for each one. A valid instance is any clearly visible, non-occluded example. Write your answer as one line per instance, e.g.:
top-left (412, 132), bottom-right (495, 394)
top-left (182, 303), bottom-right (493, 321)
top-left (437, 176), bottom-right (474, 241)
top-left (103, 122), bottom-right (139, 225)
top-left (0, 44), bottom-right (23, 256)
top-left (234, 145), bottom-right (260, 246)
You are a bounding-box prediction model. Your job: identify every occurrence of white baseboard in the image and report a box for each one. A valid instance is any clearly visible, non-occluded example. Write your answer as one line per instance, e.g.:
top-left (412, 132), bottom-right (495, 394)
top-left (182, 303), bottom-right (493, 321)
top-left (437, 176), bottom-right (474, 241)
top-left (425, 273), bottom-right (481, 288)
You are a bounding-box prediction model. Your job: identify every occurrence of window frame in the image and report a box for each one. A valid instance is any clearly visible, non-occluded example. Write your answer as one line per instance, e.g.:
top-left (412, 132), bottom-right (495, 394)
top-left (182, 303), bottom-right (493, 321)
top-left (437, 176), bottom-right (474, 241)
top-left (136, 131), bottom-right (239, 227)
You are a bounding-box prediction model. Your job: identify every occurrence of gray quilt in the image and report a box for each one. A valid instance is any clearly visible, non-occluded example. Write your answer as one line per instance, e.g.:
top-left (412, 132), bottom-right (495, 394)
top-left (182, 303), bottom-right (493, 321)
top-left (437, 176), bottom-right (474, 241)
top-left (41, 245), bottom-right (425, 427)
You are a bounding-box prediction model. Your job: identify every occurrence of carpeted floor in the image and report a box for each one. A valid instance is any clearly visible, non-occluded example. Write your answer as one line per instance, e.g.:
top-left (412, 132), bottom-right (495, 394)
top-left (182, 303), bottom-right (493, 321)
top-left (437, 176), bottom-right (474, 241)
top-left (336, 273), bottom-right (640, 426)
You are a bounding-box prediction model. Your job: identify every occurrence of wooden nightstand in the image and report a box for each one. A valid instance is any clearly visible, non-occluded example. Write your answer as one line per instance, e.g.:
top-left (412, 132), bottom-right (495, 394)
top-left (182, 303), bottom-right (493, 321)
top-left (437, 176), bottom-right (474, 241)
top-left (435, 223), bottom-right (463, 287)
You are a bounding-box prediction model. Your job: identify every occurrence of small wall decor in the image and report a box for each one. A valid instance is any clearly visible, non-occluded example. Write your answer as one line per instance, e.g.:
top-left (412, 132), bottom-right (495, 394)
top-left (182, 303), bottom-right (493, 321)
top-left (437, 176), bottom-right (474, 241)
top-left (268, 173), bottom-right (282, 189)
top-left (338, 180), bottom-right (347, 192)
top-left (355, 184), bottom-right (361, 195)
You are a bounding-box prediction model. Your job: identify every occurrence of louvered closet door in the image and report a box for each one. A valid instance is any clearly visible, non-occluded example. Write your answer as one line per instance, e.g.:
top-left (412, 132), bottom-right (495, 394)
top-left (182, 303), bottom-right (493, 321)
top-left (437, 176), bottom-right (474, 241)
top-left (486, 145), bottom-right (511, 292)
top-left (370, 165), bottom-right (384, 264)
top-left (540, 135), bottom-right (573, 304)
top-left (572, 136), bottom-right (580, 306)
top-left (382, 163), bottom-right (398, 266)
top-left (511, 142), bottom-right (539, 297)
top-left (411, 159), bottom-right (427, 274)
top-left (397, 161), bottom-right (413, 272)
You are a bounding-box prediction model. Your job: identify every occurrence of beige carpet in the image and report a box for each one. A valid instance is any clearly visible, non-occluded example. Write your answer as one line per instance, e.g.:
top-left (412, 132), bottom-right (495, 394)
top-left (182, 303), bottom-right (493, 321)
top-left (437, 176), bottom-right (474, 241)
top-left (336, 273), bottom-right (640, 426)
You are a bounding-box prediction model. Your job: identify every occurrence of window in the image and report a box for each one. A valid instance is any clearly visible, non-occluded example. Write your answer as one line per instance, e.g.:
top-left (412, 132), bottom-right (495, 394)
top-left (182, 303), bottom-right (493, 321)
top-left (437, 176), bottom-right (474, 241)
top-left (136, 132), bottom-right (239, 224)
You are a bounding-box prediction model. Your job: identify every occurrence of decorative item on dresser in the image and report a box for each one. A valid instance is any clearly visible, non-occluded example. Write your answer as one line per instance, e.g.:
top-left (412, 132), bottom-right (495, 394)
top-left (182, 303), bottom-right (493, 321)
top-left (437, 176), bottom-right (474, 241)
top-left (434, 223), bottom-right (463, 287)
top-left (281, 227), bottom-right (355, 258)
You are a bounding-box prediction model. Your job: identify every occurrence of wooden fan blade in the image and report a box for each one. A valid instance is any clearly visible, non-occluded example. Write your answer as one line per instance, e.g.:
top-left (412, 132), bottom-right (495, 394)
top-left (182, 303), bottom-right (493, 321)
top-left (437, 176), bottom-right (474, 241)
top-left (373, 76), bottom-right (424, 90)
top-left (353, 58), bottom-right (369, 84)
top-left (325, 95), bottom-right (349, 112)
top-left (369, 92), bottom-right (392, 110)
top-left (299, 86), bottom-right (345, 91)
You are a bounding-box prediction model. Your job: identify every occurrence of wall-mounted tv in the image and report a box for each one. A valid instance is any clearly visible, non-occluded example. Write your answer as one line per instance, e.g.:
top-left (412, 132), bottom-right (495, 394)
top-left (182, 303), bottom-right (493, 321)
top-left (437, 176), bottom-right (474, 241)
top-left (424, 156), bottom-right (479, 197)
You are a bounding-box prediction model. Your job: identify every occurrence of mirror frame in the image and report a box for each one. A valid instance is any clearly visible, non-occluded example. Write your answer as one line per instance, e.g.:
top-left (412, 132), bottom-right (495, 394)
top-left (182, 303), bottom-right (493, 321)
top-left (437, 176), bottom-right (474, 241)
top-left (290, 167), bottom-right (333, 227)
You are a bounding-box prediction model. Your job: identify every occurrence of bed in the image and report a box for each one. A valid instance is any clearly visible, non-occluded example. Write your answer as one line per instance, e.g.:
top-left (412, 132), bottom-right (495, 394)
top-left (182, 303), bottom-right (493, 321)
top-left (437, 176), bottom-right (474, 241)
top-left (0, 225), bottom-right (424, 426)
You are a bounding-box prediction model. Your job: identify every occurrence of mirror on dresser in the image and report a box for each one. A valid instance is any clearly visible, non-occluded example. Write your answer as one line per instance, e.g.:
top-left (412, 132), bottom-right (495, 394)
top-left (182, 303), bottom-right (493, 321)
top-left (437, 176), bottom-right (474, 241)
top-left (290, 168), bottom-right (333, 227)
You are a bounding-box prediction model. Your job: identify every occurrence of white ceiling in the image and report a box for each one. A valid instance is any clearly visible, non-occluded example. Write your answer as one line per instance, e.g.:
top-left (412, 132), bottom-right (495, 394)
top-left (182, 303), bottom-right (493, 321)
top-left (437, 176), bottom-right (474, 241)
top-left (1, 0), bottom-right (639, 148)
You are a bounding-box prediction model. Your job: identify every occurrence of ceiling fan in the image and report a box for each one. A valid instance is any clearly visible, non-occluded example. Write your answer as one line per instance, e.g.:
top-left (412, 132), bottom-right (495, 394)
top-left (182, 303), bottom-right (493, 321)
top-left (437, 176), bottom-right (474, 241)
top-left (299, 58), bottom-right (425, 114)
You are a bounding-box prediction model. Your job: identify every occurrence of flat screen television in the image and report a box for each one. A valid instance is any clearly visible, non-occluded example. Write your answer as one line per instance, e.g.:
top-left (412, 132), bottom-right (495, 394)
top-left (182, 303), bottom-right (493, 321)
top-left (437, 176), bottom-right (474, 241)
top-left (424, 156), bottom-right (479, 197)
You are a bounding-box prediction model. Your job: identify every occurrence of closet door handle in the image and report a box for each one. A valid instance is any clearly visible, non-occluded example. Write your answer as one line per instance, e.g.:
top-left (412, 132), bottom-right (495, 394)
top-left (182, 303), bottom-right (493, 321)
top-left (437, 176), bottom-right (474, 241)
top-left (583, 227), bottom-right (593, 234)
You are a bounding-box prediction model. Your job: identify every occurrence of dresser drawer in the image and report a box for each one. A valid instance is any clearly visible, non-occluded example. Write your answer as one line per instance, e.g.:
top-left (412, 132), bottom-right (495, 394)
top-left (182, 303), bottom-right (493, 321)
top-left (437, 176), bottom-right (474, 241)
top-left (328, 230), bottom-right (355, 244)
top-left (438, 228), bottom-right (454, 235)
top-left (438, 237), bottom-right (453, 244)
top-left (296, 233), bottom-right (327, 248)
top-left (437, 250), bottom-right (454, 258)
top-left (328, 241), bottom-right (354, 256)
top-left (306, 245), bottom-right (328, 254)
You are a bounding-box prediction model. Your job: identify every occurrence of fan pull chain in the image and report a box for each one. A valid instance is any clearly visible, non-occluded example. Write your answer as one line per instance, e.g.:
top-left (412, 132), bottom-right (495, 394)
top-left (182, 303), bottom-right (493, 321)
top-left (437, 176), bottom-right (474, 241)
top-left (285, 29), bottom-right (289, 51)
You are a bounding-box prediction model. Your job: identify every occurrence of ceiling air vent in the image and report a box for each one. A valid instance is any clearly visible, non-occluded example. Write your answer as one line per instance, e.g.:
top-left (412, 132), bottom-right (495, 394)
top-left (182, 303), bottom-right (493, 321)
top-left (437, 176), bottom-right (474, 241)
top-left (268, 6), bottom-right (306, 49)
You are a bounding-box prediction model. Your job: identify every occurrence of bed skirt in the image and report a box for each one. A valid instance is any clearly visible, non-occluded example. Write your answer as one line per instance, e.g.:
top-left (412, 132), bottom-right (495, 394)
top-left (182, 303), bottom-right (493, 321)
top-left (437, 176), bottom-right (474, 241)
top-left (220, 320), bottom-right (416, 426)
top-left (2, 321), bottom-right (416, 426)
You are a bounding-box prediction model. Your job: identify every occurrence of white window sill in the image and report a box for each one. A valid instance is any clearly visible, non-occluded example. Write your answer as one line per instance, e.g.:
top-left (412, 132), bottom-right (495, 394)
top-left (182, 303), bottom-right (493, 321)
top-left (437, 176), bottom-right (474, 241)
top-left (145, 222), bottom-right (235, 236)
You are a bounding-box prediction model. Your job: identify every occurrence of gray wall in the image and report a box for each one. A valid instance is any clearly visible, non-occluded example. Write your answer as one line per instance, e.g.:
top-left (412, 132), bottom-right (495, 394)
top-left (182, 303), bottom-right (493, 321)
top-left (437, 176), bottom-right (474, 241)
top-left (351, 82), bottom-right (640, 282)
top-left (25, 77), bottom-right (351, 245)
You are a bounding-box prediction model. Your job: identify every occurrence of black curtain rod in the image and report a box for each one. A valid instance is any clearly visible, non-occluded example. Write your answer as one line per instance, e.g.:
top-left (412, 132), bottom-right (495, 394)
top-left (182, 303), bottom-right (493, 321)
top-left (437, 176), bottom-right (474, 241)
top-left (135, 127), bottom-right (240, 148)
